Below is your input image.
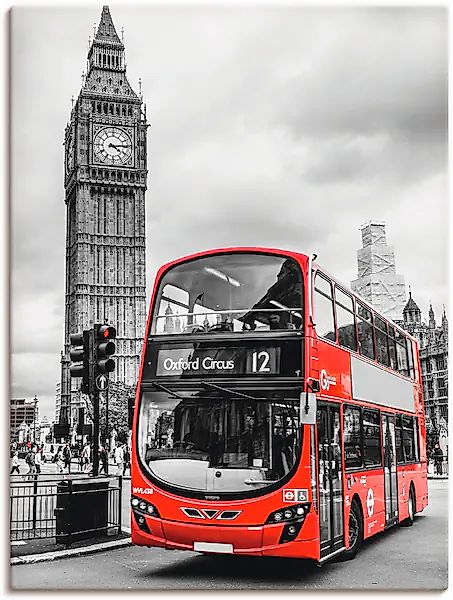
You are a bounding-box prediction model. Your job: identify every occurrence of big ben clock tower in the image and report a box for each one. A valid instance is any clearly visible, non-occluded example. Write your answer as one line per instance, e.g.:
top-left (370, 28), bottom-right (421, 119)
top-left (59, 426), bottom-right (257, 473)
top-left (60, 6), bottom-right (147, 428)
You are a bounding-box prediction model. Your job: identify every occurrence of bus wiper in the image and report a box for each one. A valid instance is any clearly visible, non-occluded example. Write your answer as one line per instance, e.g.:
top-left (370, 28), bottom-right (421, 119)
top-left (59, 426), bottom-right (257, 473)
top-left (200, 381), bottom-right (265, 401)
top-left (151, 382), bottom-right (186, 400)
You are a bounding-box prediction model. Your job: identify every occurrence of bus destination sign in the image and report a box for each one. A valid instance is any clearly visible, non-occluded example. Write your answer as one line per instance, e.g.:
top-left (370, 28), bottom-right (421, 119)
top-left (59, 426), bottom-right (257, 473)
top-left (155, 346), bottom-right (281, 377)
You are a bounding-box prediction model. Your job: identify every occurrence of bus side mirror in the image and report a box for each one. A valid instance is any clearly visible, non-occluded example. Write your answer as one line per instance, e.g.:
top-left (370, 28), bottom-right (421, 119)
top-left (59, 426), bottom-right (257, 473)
top-left (300, 392), bottom-right (317, 425)
top-left (309, 379), bottom-right (320, 393)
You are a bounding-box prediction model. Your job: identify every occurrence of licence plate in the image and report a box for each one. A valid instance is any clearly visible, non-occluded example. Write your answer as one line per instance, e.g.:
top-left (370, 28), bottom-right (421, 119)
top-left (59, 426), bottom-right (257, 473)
top-left (193, 542), bottom-right (233, 554)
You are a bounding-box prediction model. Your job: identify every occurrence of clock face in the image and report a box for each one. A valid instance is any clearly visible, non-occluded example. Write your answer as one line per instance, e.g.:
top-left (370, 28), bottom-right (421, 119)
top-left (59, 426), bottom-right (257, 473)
top-left (93, 127), bottom-right (133, 166)
top-left (66, 132), bottom-right (75, 173)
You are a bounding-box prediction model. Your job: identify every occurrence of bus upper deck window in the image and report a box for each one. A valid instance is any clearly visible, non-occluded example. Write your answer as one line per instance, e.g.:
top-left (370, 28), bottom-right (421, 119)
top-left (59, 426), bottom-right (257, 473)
top-left (151, 254), bottom-right (304, 335)
top-left (314, 274), bottom-right (335, 342)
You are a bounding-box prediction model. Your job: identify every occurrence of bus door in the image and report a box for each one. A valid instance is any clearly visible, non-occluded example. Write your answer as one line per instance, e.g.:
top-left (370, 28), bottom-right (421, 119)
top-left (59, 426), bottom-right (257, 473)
top-left (317, 403), bottom-right (345, 560)
top-left (382, 414), bottom-right (398, 527)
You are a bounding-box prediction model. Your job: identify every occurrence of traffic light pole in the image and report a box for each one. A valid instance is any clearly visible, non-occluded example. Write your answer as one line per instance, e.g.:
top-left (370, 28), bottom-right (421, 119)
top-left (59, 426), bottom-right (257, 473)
top-left (92, 388), bottom-right (100, 477)
top-left (105, 387), bottom-right (109, 475)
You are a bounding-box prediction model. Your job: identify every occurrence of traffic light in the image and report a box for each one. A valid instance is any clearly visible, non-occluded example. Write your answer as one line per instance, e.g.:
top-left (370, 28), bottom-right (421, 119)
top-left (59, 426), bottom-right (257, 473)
top-left (69, 330), bottom-right (90, 393)
top-left (94, 323), bottom-right (117, 377)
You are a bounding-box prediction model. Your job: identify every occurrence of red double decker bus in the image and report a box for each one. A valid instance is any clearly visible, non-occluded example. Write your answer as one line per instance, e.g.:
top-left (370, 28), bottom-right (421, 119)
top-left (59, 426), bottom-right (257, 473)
top-left (131, 247), bottom-right (427, 563)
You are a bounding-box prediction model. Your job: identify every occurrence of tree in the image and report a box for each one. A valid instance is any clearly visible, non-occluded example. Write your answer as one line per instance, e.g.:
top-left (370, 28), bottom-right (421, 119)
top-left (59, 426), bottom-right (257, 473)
top-left (84, 381), bottom-right (135, 445)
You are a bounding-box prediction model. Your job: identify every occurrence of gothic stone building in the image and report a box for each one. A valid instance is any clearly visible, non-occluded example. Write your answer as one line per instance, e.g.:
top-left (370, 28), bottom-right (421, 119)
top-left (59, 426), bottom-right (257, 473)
top-left (402, 293), bottom-right (448, 449)
top-left (59, 6), bottom-right (148, 429)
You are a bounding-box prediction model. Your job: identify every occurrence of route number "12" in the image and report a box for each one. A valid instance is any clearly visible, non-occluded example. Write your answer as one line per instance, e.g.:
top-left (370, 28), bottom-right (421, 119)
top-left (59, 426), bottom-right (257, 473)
top-left (251, 350), bottom-right (271, 373)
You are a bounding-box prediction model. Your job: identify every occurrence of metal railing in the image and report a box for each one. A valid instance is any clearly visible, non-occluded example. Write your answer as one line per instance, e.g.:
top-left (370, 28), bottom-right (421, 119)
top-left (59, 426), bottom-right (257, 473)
top-left (10, 474), bottom-right (123, 544)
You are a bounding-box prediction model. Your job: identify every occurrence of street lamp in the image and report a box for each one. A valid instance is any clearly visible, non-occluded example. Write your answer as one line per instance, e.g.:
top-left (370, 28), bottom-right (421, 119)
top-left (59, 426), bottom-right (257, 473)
top-left (33, 396), bottom-right (38, 445)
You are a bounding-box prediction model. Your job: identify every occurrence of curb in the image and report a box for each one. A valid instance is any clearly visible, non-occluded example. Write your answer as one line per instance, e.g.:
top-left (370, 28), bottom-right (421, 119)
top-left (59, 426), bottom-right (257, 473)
top-left (11, 530), bottom-right (132, 566)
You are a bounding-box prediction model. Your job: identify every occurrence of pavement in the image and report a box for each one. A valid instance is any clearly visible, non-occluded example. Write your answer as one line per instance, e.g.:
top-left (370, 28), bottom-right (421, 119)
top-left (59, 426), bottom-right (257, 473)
top-left (10, 474), bottom-right (132, 562)
top-left (10, 479), bottom-right (448, 590)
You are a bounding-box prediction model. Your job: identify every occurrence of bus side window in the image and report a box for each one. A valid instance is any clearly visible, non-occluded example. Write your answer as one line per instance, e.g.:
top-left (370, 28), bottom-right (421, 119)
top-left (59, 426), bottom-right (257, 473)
top-left (356, 303), bottom-right (375, 360)
top-left (388, 325), bottom-right (398, 371)
top-left (395, 330), bottom-right (409, 376)
top-left (395, 415), bottom-right (404, 463)
top-left (406, 339), bottom-right (415, 379)
top-left (402, 416), bottom-right (416, 462)
top-left (413, 417), bottom-right (419, 462)
top-left (374, 316), bottom-right (390, 367)
top-left (343, 405), bottom-right (363, 469)
top-left (362, 409), bottom-right (381, 467)
top-left (335, 287), bottom-right (357, 352)
top-left (314, 274), bottom-right (336, 342)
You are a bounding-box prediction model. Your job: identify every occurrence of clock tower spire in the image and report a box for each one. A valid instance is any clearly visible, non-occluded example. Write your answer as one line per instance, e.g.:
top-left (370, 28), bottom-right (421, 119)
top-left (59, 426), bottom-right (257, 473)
top-left (59, 6), bottom-right (148, 433)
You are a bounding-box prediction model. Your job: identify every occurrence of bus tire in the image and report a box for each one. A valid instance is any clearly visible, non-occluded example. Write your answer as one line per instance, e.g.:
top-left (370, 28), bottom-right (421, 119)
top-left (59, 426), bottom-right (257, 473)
top-left (339, 499), bottom-right (363, 561)
top-left (401, 486), bottom-right (415, 527)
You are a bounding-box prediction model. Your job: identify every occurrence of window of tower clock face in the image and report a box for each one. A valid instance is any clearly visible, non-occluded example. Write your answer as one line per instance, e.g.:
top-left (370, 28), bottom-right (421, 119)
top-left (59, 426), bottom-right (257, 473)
top-left (151, 253), bottom-right (304, 335)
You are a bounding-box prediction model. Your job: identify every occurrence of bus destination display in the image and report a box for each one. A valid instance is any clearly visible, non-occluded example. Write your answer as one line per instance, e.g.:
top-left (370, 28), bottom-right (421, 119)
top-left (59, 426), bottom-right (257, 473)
top-left (155, 346), bottom-right (281, 377)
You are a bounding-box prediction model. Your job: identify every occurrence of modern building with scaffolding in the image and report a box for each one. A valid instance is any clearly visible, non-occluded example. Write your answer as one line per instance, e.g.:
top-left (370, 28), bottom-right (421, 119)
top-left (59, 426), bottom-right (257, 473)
top-left (350, 221), bottom-right (406, 322)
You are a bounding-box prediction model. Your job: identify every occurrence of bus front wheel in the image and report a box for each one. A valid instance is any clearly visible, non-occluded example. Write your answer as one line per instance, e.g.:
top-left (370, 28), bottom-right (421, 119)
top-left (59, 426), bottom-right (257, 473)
top-left (339, 500), bottom-right (363, 561)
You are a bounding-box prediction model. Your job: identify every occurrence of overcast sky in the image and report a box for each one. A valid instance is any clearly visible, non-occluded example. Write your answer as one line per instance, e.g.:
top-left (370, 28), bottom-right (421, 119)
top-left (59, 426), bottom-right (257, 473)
top-left (11, 5), bottom-right (447, 419)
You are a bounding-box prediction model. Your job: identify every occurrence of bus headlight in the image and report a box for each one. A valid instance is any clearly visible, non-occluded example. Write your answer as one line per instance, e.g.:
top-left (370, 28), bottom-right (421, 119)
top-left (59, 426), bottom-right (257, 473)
top-left (265, 503), bottom-right (309, 525)
top-left (131, 496), bottom-right (160, 519)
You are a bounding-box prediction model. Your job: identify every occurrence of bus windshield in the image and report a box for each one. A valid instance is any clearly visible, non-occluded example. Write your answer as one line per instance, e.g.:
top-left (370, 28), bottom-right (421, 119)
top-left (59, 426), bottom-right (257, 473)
top-left (151, 253), bottom-right (304, 334)
top-left (137, 389), bottom-right (303, 493)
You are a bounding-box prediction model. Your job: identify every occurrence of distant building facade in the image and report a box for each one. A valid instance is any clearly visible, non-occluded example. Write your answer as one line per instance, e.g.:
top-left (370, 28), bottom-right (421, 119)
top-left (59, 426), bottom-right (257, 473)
top-left (351, 221), bottom-right (406, 322)
top-left (401, 293), bottom-right (448, 451)
top-left (55, 381), bottom-right (61, 424)
top-left (10, 398), bottom-right (38, 443)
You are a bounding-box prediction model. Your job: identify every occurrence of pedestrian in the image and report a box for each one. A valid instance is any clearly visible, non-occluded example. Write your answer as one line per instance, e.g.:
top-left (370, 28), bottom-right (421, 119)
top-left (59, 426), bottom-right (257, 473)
top-left (25, 446), bottom-right (36, 478)
top-left (123, 445), bottom-right (131, 476)
top-left (55, 446), bottom-right (65, 474)
top-left (63, 443), bottom-right (72, 473)
top-left (99, 445), bottom-right (108, 474)
top-left (34, 446), bottom-right (42, 474)
top-left (114, 441), bottom-right (125, 476)
top-left (10, 451), bottom-right (20, 475)
top-left (432, 443), bottom-right (444, 476)
top-left (81, 442), bottom-right (91, 473)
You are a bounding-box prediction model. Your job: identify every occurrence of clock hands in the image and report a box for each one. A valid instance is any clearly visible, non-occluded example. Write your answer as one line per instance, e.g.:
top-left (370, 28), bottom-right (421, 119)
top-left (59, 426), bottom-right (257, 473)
top-left (108, 142), bottom-right (130, 149)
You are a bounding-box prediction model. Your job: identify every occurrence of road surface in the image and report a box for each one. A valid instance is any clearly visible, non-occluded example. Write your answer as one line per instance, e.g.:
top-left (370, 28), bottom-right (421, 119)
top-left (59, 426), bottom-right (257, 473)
top-left (11, 479), bottom-right (447, 590)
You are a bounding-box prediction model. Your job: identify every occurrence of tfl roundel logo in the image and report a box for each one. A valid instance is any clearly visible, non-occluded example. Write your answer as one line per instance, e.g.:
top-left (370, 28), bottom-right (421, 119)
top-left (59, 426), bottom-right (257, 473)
top-left (320, 369), bottom-right (337, 391)
top-left (283, 489), bottom-right (308, 503)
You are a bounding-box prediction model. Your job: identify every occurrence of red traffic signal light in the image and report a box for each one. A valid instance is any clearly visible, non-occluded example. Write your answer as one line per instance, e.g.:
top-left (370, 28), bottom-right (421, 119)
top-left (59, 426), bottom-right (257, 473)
top-left (95, 323), bottom-right (116, 376)
top-left (97, 325), bottom-right (116, 340)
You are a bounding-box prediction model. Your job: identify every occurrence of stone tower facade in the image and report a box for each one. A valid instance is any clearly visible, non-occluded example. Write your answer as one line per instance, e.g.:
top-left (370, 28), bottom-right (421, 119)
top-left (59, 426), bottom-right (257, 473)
top-left (350, 221), bottom-right (406, 322)
top-left (60, 6), bottom-right (147, 427)
top-left (401, 294), bottom-right (448, 451)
